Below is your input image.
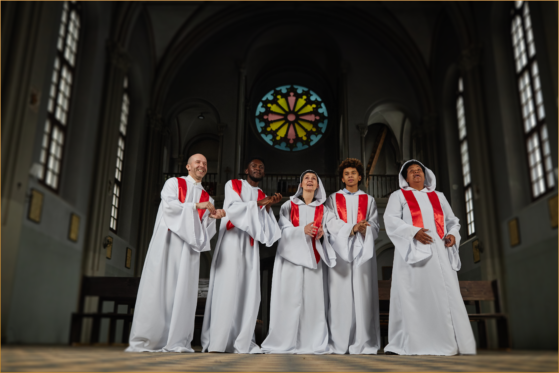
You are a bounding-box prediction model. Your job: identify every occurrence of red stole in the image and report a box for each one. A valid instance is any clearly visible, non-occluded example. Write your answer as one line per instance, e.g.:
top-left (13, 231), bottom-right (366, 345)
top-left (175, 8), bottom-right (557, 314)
top-left (335, 193), bottom-right (369, 223)
top-left (400, 188), bottom-right (444, 239)
top-left (177, 177), bottom-right (209, 221)
top-left (290, 202), bottom-right (324, 264)
top-left (226, 179), bottom-right (266, 246)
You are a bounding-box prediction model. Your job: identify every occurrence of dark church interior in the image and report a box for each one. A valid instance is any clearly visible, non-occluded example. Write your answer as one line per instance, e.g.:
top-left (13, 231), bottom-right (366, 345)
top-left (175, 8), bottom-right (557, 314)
top-left (1, 1), bottom-right (557, 371)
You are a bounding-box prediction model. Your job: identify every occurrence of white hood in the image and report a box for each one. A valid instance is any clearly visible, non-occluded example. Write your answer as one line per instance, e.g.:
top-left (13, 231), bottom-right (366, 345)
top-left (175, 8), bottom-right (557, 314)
top-left (291, 170), bottom-right (326, 207)
top-left (398, 159), bottom-right (437, 192)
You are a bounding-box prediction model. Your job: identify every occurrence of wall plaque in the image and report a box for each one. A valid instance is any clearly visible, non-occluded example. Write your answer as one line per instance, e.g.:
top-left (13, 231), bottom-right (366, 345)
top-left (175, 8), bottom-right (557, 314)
top-left (28, 189), bottom-right (44, 223)
top-left (549, 194), bottom-right (558, 229)
top-left (104, 236), bottom-right (113, 259)
top-left (508, 218), bottom-right (520, 247)
top-left (125, 248), bottom-right (132, 269)
top-left (68, 214), bottom-right (80, 242)
top-left (472, 240), bottom-right (481, 263)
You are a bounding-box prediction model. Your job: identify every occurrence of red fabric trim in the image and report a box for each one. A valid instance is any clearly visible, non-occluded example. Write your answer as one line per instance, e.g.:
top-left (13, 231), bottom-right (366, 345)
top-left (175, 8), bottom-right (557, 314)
top-left (401, 189), bottom-right (424, 228)
top-left (357, 194), bottom-right (368, 223)
top-left (226, 221), bottom-right (234, 230)
top-left (231, 179), bottom-right (243, 198)
top-left (335, 193), bottom-right (348, 223)
top-left (198, 190), bottom-right (209, 221)
top-left (257, 189), bottom-right (266, 209)
top-left (177, 178), bottom-right (187, 203)
top-left (290, 202), bottom-right (300, 227)
top-left (427, 192), bottom-right (445, 239)
top-left (312, 205), bottom-right (324, 264)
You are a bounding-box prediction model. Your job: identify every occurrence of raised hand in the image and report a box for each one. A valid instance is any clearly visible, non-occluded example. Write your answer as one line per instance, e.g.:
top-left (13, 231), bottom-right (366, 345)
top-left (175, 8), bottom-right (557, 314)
top-left (257, 193), bottom-right (283, 207)
top-left (196, 201), bottom-right (216, 214)
top-left (304, 222), bottom-right (318, 237)
top-left (444, 234), bottom-right (455, 247)
top-left (210, 209), bottom-right (226, 219)
top-left (414, 228), bottom-right (434, 245)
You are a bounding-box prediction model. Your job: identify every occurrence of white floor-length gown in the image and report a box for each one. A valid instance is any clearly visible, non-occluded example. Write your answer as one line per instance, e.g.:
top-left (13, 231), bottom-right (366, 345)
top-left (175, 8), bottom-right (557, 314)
top-left (324, 189), bottom-right (381, 354)
top-left (383, 160), bottom-right (476, 355)
top-left (261, 172), bottom-right (337, 355)
top-left (201, 179), bottom-right (281, 354)
top-left (126, 175), bottom-right (216, 353)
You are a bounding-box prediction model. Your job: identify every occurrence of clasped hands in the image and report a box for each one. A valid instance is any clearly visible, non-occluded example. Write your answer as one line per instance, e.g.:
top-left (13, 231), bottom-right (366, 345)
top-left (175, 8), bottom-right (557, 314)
top-left (304, 222), bottom-right (324, 239)
top-left (414, 228), bottom-right (455, 247)
top-left (195, 201), bottom-right (226, 219)
top-left (352, 220), bottom-right (370, 237)
top-left (257, 193), bottom-right (283, 212)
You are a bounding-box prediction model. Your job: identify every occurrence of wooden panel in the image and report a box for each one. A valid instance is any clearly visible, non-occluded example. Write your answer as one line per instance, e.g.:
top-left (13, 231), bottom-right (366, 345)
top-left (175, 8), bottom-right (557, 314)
top-left (82, 277), bottom-right (140, 299)
top-left (459, 281), bottom-right (495, 301)
top-left (378, 280), bottom-right (391, 300)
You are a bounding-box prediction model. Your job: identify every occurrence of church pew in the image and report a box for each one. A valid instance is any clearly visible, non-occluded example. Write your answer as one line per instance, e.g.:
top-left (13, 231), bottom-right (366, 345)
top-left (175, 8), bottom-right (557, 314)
top-left (377, 279), bottom-right (510, 349)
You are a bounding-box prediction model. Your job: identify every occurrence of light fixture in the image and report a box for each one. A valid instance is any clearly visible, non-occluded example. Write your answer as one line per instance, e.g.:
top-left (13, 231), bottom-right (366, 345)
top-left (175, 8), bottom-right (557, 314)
top-left (198, 113), bottom-right (205, 120)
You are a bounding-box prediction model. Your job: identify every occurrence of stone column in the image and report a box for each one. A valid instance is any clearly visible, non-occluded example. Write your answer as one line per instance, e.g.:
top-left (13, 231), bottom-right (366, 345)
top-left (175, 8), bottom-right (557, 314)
top-left (460, 43), bottom-right (507, 320)
top-left (234, 63), bottom-right (247, 178)
top-left (82, 40), bottom-right (130, 277)
top-left (216, 122), bottom-right (227, 199)
top-left (340, 62), bottom-right (350, 160)
top-left (356, 123), bottom-right (368, 191)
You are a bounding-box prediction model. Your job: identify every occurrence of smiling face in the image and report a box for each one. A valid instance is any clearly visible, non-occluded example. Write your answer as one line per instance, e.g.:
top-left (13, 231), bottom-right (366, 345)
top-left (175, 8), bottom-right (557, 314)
top-left (300, 172), bottom-right (318, 193)
top-left (341, 167), bottom-right (361, 188)
top-left (245, 159), bottom-right (265, 182)
top-left (185, 153), bottom-right (208, 181)
top-left (406, 164), bottom-right (425, 186)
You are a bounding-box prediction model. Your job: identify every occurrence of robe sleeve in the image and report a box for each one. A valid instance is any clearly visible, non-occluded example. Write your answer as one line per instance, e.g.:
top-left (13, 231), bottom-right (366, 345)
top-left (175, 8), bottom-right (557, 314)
top-left (223, 181), bottom-right (281, 247)
top-left (353, 196), bottom-right (380, 267)
top-left (440, 193), bottom-right (462, 271)
top-left (161, 178), bottom-right (214, 252)
top-left (276, 202), bottom-right (317, 269)
top-left (383, 191), bottom-right (432, 264)
top-left (324, 195), bottom-right (359, 263)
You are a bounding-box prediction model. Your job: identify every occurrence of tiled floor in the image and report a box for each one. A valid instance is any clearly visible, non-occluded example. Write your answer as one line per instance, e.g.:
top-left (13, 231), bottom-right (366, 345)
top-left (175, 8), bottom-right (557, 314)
top-left (1, 346), bottom-right (557, 372)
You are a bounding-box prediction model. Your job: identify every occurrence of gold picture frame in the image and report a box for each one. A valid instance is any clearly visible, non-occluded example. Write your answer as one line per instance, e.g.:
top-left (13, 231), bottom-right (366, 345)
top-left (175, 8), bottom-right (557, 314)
top-left (104, 236), bottom-right (113, 259)
top-left (548, 194), bottom-right (558, 229)
top-left (68, 214), bottom-right (80, 242)
top-left (472, 240), bottom-right (481, 263)
top-left (508, 218), bottom-right (520, 247)
top-left (28, 189), bottom-right (44, 223)
top-left (125, 248), bottom-right (132, 269)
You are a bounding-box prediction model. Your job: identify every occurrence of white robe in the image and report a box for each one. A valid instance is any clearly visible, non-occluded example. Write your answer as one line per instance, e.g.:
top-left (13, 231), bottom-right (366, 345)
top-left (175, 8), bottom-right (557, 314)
top-left (201, 179), bottom-right (281, 354)
top-left (126, 176), bottom-right (216, 353)
top-left (261, 198), bottom-right (337, 355)
top-left (324, 190), bottom-right (381, 354)
top-left (383, 160), bottom-right (476, 355)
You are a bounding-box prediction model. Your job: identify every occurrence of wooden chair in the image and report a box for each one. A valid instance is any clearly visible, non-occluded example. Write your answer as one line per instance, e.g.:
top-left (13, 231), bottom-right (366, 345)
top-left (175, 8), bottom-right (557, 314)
top-left (377, 279), bottom-right (510, 349)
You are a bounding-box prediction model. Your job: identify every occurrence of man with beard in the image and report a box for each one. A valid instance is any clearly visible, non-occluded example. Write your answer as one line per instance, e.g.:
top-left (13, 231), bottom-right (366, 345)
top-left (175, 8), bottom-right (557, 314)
top-left (201, 158), bottom-right (282, 354)
top-left (126, 153), bottom-right (226, 353)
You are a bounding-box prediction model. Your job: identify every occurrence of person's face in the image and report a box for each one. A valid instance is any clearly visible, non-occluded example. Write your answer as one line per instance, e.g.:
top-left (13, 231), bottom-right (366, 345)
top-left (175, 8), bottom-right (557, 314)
top-left (186, 154), bottom-right (208, 179)
top-left (301, 172), bottom-right (318, 193)
top-left (342, 167), bottom-right (361, 187)
top-left (406, 164), bottom-right (425, 185)
top-left (245, 159), bottom-right (265, 181)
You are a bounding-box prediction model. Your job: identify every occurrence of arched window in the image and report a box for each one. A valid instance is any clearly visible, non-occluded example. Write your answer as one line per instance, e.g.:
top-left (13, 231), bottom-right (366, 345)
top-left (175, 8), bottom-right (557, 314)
top-left (456, 78), bottom-right (475, 236)
top-left (110, 77), bottom-right (129, 232)
top-left (39, 1), bottom-right (81, 191)
top-left (511, 1), bottom-right (554, 198)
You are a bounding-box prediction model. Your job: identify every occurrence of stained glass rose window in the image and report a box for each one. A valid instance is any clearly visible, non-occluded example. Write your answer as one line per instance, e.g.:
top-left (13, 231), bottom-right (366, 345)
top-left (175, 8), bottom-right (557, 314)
top-left (255, 85), bottom-right (328, 151)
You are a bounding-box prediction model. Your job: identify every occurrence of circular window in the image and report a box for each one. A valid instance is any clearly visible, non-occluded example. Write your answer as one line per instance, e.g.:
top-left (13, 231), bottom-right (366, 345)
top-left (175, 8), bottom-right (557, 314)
top-left (255, 85), bottom-right (328, 151)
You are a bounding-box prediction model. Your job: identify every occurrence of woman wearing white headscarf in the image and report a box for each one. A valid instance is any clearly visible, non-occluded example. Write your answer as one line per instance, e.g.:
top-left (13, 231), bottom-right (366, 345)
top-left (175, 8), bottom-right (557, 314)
top-left (261, 170), bottom-right (336, 354)
top-left (383, 159), bottom-right (476, 356)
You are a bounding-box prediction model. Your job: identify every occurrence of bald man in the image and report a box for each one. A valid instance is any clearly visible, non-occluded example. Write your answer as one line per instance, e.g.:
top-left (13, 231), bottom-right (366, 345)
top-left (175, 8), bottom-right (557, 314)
top-left (126, 154), bottom-right (226, 353)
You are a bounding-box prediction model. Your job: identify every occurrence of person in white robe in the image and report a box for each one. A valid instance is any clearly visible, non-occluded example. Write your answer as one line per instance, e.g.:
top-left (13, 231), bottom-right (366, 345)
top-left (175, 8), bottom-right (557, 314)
top-left (261, 170), bottom-right (337, 355)
top-left (126, 154), bottom-right (226, 353)
top-left (324, 158), bottom-right (381, 354)
top-left (201, 158), bottom-right (282, 354)
top-left (383, 159), bottom-right (476, 356)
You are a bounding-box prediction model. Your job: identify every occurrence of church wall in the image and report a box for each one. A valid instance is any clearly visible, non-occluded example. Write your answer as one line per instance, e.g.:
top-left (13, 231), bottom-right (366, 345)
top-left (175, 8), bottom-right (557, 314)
top-left (5, 2), bottom-right (115, 343)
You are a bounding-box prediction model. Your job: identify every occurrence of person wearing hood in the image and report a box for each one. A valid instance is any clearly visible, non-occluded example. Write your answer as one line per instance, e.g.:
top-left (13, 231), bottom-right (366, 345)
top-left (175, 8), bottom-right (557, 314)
top-left (383, 159), bottom-right (476, 356)
top-left (201, 158), bottom-right (282, 354)
top-left (261, 170), bottom-right (337, 354)
top-left (324, 158), bottom-right (381, 354)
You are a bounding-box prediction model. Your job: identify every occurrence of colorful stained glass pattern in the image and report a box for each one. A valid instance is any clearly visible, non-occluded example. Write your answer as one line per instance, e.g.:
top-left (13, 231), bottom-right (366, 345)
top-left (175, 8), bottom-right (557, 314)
top-left (256, 85), bottom-right (328, 151)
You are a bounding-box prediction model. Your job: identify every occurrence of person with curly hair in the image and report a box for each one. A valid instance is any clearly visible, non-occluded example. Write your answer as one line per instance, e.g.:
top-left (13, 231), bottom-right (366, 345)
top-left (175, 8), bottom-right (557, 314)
top-left (324, 158), bottom-right (381, 354)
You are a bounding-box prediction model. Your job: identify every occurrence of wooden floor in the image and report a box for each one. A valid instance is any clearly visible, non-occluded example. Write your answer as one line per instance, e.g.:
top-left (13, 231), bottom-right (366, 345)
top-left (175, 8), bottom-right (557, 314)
top-left (1, 346), bottom-right (557, 372)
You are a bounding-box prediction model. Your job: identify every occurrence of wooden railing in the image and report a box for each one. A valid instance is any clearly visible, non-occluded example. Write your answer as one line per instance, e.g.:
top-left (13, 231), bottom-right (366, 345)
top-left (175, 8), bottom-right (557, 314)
top-left (239, 174), bottom-right (339, 197)
top-left (366, 175), bottom-right (399, 199)
top-left (163, 173), bottom-right (218, 196)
